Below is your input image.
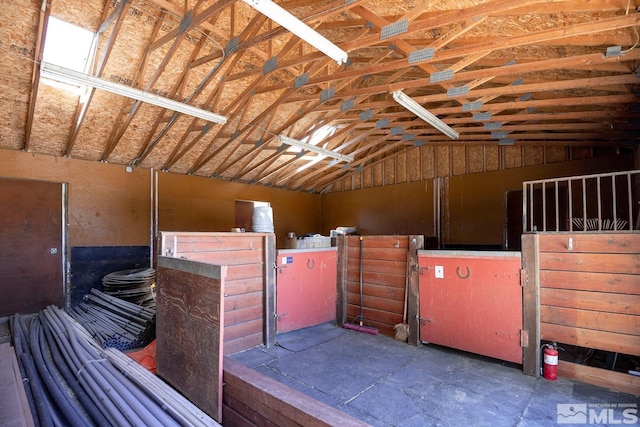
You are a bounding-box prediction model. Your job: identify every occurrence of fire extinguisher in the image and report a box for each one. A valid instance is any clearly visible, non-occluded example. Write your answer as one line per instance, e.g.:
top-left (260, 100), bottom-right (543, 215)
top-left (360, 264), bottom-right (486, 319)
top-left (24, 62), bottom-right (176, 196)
top-left (542, 343), bottom-right (560, 381)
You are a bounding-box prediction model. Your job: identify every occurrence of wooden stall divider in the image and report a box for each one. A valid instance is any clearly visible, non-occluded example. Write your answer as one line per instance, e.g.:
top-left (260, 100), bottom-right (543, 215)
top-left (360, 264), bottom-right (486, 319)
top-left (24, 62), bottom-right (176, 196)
top-left (522, 232), bottom-right (640, 395)
top-left (337, 235), bottom-right (424, 338)
top-left (156, 256), bottom-right (226, 422)
top-left (158, 232), bottom-right (276, 355)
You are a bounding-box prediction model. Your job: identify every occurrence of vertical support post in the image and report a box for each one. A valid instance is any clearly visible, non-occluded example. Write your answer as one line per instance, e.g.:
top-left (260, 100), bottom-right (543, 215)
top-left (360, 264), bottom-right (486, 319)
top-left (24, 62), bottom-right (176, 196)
top-left (521, 233), bottom-right (540, 377)
top-left (263, 234), bottom-right (276, 348)
top-left (335, 235), bottom-right (348, 326)
top-left (407, 235), bottom-right (424, 346)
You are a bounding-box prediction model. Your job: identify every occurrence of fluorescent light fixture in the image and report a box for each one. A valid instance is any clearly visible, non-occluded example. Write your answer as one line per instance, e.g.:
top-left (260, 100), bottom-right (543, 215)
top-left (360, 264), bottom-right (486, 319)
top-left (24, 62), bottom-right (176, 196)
top-left (242, 0), bottom-right (348, 65)
top-left (392, 90), bottom-right (459, 139)
top-left (40, 62), bottom-right (227, 125)
top-left (278, 135), bottom-right (353, 163)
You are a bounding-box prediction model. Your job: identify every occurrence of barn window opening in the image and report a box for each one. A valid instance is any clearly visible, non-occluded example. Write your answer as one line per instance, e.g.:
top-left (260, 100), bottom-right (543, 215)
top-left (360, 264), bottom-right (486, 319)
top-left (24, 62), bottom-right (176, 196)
top-left (41, 17), bottom-right (95, 91)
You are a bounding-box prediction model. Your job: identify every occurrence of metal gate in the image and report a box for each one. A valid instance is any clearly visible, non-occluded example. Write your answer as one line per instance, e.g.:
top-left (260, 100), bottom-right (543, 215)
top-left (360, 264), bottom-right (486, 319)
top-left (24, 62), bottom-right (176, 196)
top-left (418, 250), bottom-right (523, 364)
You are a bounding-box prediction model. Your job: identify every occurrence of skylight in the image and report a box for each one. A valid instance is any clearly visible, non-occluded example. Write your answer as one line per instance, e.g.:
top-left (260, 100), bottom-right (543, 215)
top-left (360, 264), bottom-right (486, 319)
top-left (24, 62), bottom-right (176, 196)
top-left (293, 124), bottom-right (339, 173)
top-left (42, 17), bottom-right (95, 89)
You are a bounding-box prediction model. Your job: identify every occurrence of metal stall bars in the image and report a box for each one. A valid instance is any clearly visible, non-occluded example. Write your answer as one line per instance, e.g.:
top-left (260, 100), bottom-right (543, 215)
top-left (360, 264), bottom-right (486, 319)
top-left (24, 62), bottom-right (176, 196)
top-left (523, 170), bottom-right (639, 234)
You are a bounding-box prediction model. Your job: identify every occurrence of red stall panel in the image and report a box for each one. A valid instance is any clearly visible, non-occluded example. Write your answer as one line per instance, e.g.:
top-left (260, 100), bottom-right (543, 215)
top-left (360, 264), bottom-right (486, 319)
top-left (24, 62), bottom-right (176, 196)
top-left (418, 251), bottom-right (523, 364)
top-left (276, 248), bottom-right (337, 333)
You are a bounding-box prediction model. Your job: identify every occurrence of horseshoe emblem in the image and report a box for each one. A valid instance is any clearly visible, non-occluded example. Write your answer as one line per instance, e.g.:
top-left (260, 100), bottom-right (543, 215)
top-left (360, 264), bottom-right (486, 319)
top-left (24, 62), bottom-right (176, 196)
top-left (306, 258), bottom-right (315, 270)
top-left (456, 266), bottom-right (471, 279)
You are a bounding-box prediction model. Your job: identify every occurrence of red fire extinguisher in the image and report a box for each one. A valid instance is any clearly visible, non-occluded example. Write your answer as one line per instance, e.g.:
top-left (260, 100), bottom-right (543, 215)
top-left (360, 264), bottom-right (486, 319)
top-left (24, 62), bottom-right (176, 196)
top-left (542, 343), bottom-right (559, 381)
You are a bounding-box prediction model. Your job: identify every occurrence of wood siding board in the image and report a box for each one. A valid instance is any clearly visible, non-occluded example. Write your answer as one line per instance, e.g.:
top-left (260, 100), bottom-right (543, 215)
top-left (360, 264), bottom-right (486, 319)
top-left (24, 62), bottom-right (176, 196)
top-left (224, 318), bottom-right (264, 342)
top-left (540, 305), bottom-right (640, 336)
top-left (540, 270), bottom-right (640, 295)
top-left (224, 277), bottom-right (264, 296)
top-left (346, 281), bottom-right (405, 301)
top-left (346, 271), bottom-right (407, 288)
top-left (346, 292), bottom-right (404, 314)
top-left (538, 233), bottom-right (640, 253)
top-left (407, 235), bottom-right (423, 346)
top-left (557, 361), bottom-right (640, 397)
top-left (541, 323), bottom-right (640, 356)
top-left (224, 334), bottom-right (264, 356)
top-left (521, 234), bottom-right (541, 377)
top-left (540, 288), bottom-right (640, 316)
top-left (540, 252), bottom-right (640, 274)
top-left (224, 305), bottom-right (264, 327)
top-left (225, 292), bottom-right (264, 312)
top-left (175, 249), bottom-right (264, 265)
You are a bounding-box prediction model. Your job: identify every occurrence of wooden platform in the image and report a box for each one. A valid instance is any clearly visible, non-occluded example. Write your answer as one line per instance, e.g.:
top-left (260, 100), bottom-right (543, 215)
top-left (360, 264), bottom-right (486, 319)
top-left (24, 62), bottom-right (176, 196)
top-left (0, 342), bottom-right (34, 427)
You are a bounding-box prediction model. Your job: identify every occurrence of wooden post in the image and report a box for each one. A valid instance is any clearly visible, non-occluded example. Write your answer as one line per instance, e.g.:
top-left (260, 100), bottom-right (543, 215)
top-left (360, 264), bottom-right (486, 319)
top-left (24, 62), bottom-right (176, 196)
top-left (264, 234), bottom-right (276, 349)
top-left (521, 233), bottom-right (540, 376)
top-left (335, 235), bottom-right (348, 326)
top-left (407, 235), bottom-right (424, 346)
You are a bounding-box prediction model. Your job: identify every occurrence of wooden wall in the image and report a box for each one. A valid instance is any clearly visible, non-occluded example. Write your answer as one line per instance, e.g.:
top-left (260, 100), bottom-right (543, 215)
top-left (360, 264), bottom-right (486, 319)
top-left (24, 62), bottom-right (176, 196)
top-left (158, 172), bottom-right (321, 248)
top-left (156, 256), bottom-right (225, 422)
top-left (522, 233), bottom-right (640, 395)
top-left (322, 154), bottom-right (635, 247)
top-left (0, 149), bottom-right (150, 247)
top-left (159, 232), bottom-right (276, 355)
top-left (337, 235), bottom-right (423, 337)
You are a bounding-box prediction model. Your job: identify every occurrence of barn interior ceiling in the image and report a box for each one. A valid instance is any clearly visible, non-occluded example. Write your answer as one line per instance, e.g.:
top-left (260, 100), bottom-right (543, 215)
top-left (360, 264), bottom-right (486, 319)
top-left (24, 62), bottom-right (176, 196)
top-left (1, 0), bottom-right (639, 192)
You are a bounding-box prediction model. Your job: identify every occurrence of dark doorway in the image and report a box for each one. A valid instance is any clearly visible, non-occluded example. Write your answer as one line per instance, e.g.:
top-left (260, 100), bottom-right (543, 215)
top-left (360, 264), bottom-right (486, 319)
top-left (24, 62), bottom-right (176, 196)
top-left (0, 177), bottom-right (66, 315)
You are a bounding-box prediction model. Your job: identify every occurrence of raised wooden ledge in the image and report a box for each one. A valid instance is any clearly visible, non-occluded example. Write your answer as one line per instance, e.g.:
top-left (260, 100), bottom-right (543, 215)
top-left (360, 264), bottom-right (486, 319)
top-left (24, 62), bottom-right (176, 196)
top-left (222, 357), bottom-right (370, 427)
top-left (558, 361), bottom-right (640, 397)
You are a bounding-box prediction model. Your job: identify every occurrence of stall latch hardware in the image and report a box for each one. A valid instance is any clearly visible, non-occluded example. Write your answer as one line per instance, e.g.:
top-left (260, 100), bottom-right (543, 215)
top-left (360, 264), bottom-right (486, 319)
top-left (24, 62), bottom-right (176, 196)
top-left (520, 269), bottom-right (528, 287)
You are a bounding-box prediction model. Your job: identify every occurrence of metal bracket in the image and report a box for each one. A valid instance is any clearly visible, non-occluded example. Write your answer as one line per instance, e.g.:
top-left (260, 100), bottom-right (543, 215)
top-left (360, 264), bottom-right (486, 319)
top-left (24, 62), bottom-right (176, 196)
top-left (521, 329), bottom-right (529, 347)
top-left (520, 269), bottom-right (528, 287)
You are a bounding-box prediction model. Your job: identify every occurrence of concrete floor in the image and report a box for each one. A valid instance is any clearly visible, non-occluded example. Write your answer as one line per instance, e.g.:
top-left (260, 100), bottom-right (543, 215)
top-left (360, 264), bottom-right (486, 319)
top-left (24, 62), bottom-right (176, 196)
top-left (230, 322), bottom-right (639, 427)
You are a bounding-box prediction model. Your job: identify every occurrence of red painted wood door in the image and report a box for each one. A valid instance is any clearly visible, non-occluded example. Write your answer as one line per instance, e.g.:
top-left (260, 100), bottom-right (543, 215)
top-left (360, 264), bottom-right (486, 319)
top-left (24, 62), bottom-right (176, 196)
top-left (276, 249), bottom-right (337, 333)
top-left (418, 251), bottom-right (523, 364)
top-left (0, 178), bottom-right (65, 316)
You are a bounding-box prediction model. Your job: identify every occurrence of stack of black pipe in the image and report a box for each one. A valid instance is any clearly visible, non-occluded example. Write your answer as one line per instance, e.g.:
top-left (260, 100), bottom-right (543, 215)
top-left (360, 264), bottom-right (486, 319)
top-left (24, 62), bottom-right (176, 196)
top-left (10, 306), bottom-right (217, 427)
top-left (68, 289), bottom-right (155, 351)
top-left (102, 268), bottom-right (156, 308)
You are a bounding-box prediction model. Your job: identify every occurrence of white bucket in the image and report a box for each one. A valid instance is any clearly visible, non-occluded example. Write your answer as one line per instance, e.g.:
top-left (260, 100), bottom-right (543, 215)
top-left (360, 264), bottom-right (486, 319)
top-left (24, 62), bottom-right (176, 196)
top-left (252, 206), bottom-right (274, 233)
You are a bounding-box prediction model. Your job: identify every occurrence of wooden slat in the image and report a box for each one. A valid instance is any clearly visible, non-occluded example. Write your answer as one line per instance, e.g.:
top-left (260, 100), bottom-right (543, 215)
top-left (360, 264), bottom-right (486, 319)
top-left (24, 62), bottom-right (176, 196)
top-left (346, 258), bottom-right (407, 275)
top-left (224, 277), bottom-right (263, 296)
top-left (346, 292), bottom-right (404, 314)
top-left (407, 235), bottom-right (423, 346)
top-left (347, 246), bottom-right (409, 261)
top-left (225, 319), bottom-right (263, 342)
top-left (541, 323), bottom-right (640, 356)
top-left (225, 292), bottom-right (263, 312)
top-left (541, 288), bottom-right (640, 316)
top-left (346, 281), bottom-right (405, 301)
top-left (538, 233), bottom-right (640, 254)
top-left (557, 361), bottom-right (640, 396)
top-left (521, 233), bottom-right (541, 377)
top-left (540, 270), bottom-right (640, 295)
top-left (346, 270), bottom-right (406, 288)
top-left (224, 305), bottom-right (263, 327)
top-left (224, 334), bottom-right (263, 356)
top-left (541, 305), bottom-right (640, 336)
top-left (336, 235), bottom-right (348, 326)
top-left (177, 249), bottom-right (264, 265)
top-left (225, 264), bottom-right (265, 281)
top-left (540, 252), bottom-right (640, 274)
top-left (0, 343), bottom-right (35, 427)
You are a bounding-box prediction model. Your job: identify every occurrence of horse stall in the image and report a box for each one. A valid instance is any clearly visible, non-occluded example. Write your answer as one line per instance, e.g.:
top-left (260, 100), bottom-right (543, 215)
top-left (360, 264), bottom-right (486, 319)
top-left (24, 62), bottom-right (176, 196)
top-left (521, 170), bottom-right (640, 395)
top-left (336, 235), bottom-right (426, 340)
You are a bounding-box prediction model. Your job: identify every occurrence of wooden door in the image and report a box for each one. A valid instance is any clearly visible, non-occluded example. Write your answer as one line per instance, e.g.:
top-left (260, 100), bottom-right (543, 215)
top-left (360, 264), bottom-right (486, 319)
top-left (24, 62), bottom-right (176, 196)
top-left (418, 250), bottom-right (523, 364)
top-left (276, 249), bottom-right (337, 333)
top-left (0, 177), bottom-right (65, 315)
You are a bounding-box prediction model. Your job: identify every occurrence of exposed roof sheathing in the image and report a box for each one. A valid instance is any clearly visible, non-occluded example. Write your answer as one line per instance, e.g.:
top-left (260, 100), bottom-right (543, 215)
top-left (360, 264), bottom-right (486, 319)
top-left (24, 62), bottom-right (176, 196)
top-left (0, 0), bottom-right (638, 193)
